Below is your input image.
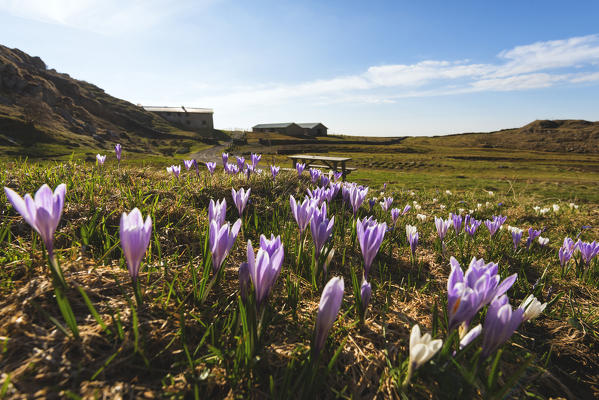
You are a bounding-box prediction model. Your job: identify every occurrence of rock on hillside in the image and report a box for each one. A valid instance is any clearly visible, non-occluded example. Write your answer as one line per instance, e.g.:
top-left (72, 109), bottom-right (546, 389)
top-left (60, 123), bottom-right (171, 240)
top-left (0, 44), bottom-right (216, 152)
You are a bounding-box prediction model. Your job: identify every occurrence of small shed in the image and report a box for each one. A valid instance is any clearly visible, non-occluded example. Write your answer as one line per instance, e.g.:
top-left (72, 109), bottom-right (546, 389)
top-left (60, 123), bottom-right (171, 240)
top-left (298, 123), bottom-right (328, 137)
top-left (252, 123), bottom-right (305, 137)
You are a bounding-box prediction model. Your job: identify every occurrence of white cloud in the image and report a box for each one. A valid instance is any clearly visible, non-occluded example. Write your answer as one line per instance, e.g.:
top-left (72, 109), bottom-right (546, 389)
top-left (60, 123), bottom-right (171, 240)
top-left (193, 33), bottom-right (599, 109)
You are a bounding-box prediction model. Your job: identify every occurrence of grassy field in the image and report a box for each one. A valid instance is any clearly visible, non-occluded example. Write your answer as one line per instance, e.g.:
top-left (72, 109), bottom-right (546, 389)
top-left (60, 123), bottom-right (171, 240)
top-left (0, 148), bottom-right (598, 399)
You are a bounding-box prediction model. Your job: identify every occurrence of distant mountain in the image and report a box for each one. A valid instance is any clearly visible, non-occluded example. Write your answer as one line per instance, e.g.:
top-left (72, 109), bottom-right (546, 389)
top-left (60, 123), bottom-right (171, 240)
top-left (437, 119), bottom-right (599, 153)
top-left (0, 45), bottom-right (223, 157)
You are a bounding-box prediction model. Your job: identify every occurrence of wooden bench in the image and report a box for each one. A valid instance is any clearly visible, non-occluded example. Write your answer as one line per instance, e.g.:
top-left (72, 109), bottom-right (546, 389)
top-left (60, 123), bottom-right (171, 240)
top-left (287, 154), bottom-right (356, 181)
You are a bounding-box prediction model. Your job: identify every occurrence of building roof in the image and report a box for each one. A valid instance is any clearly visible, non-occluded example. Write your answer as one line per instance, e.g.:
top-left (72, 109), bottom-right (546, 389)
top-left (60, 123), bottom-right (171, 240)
top-left (143, 106), bottom-right (213, 114)
top-left (297, 122), bottom-right (327, 129)
top-left (252, 123), bottom-right (298, 129)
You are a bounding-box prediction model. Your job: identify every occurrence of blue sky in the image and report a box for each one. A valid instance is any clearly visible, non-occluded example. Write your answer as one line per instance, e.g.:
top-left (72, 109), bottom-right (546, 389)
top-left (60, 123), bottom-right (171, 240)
top-left (1, 0), bottom-right (599, 136)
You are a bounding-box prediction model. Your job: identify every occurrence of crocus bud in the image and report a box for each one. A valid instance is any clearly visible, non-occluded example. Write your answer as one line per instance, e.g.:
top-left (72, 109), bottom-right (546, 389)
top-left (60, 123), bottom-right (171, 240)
top-left (232, 187), bottom-right (251, 217)
top-left (356, 217), bottom-right (386, 278)
top-left (360, 279), bottom-right (371, 311)
top-left (404, 324), bottom-right (442, 387)
top-left (120, 208), bottom-right (152, 281)
top-left (4, 184), bottom-right (66, 258)
top-left (115, 144), bottom-right (122, 161)
top-left (481, 295), bottom-right (524, 358)
top-left (209, 219), bottom-right (242, 273)
top-left (519, 294), bottom-right (547, 322)
top-left (313, 276), bottom-right (344, 356)
top-left (409, 324), bottom-right (443, 370)
top-left (96, 154), bottom-right (106, 166)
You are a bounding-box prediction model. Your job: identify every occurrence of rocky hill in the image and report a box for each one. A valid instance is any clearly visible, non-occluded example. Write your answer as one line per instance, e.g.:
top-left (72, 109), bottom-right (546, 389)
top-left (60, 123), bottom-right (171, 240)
top-left (0, 45), bottom-right (223, 157)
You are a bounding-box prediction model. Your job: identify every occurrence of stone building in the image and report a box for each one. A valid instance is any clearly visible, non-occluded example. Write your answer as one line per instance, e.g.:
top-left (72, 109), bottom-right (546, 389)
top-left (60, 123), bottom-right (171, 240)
top-left (252, 122), bottom-right (327, 137)
top-left (143, 106), bottom-right (214, 129)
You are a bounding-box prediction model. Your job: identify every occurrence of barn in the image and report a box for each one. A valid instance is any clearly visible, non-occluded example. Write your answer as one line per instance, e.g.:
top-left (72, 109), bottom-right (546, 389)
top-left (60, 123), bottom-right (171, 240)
top-left (252, 122), bottom-right (327, 137)
top-left (143, 106), bottom-right (214, 130)
top-left (252, 123), bottom-right (305, 137)
top-left (298, 123), bottom-right (328, 136)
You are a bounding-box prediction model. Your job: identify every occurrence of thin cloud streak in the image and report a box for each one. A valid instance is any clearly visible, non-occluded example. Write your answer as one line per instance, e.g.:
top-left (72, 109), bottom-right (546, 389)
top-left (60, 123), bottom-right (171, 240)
top-left (195, 34), bottom-right (599, 109)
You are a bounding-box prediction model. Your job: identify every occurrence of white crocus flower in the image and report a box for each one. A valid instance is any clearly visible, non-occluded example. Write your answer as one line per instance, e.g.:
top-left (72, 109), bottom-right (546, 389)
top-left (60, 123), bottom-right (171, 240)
top-left (552, 204), bottom-right (560, 212)
top-left (538, 236), bottom-right (549, 246)
top-left (403, 324), bottom-right (442, 387)
top-left (445, 190), bottom-right (452, 195)
top-left (520, 295), bottom-right (547, 322)
top-left (569, 202), bottom-right (578, 210)
top-left (416, 213), bottom-right (427, 222)
top-left (476, 203), bottom-right (482, 210)
top-left (439, 204), bottom-right (446, 210)
top-left (458, 208), bottom-right (465, 214)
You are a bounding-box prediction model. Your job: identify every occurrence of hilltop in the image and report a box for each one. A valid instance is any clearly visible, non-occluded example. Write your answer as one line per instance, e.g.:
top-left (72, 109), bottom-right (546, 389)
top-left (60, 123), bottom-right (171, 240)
top-left (430, 119), bottom-right (599, 153)
top-left (0, 45), bottom-right (225, 159)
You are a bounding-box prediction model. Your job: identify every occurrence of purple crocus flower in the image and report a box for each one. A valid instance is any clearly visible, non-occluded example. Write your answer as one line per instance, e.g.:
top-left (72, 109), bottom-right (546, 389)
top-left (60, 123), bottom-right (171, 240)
top-left (307, 187), bottom-right (327, 206)
top-left (558, 247), bottom-right (572, 267)
top-left (296, 162), bottom-right (305, 176)
top-left (270, 165), bottom-right (280, 180)
top-left (578, 241), bottom-right (599, 266)
top-left (184, 160), bottom-right (195, 171)
top-left (232, 187), bottom-right (251, 216)
top-left (511, 228), bottom-right (523, 250)
top-left (166, 165), bottom-right (181, 179)
top-left (484, 215), bottom-right (507, 237)
top-left (115, 144), bottom-right (122, 161)
top-left (290, 195), bottom-right (315, 234)
top-left (251, 153), bottom-right (262, 169)
top-left (222, 153), bottom-right (229, 167)
top-left (368, 198), bottom-right (377, 212)
top-left (451, 213), bottom-right (463, 235)
top-left (96, 154), bottom-right (106, 166)
top-left (206, 162), bottom-right (216, 174)
top-left (224, 163), bottom-right (239, 175)
top-left (525, 228), bottom-right (542, 249)
top-left (380, 197), bottom-right (393, 212)
top-left (447, 257), bottom-right (517, 331)
top-left (208, 198), bottom-right (226, 228)
top-left (465, 218), bottom-right (482, 237)
top-left (361, 279), bottom-right (372, 311)
top-left (209, 219), bottom-right (242, 273)
top-left (119, 208), bottom-right (152, 281)
top-left (310, 168), bottom-right (321, 184)
top-left (481, 295), bottom-right (524, 358)
top-left (406, 224), bottom-right (419, 255)
top-left (401, 204), bottom-right (411, 215)
top-left (246, 238), bottom-right (284, 306)
top-left (313, 276), bottom-right (344, 356)
top-left (4, 184), bottom-right (66, 257)
top-left (349, 185), bottom-right (369, 216)
top-left (333, 171), bottom-right (343, 181)
top-left (434, 217), bottom-right (451, 241)
top-left (236, 156), bottom-right (245, 171)
top-left (329, 182), bottom-right (341, 199)
top-left (356, 217), bottom-right (386, 278)
top-left (390, 208), bottom-right (401, 226)
top-left (310, 203), bottom-right (335, 258)
top-left (319, 174), bottom-right (330, 188)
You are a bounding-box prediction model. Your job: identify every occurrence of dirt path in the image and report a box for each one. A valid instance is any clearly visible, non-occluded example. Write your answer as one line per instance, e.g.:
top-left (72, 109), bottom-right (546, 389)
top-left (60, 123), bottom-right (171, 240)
top-left (189, 142), bottom-right (231, 163)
